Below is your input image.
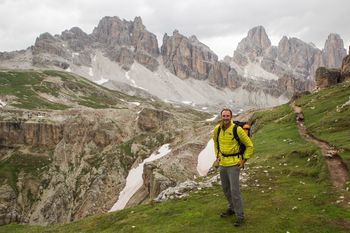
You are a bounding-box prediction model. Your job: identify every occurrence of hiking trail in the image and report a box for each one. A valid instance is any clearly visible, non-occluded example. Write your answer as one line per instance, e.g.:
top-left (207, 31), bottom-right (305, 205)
top-left (291, 101), bottom-right (348, 190)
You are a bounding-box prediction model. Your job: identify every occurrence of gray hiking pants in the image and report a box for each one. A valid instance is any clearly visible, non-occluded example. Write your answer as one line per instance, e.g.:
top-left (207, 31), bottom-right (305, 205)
top-left (220, 165), bottom-right (244, 220)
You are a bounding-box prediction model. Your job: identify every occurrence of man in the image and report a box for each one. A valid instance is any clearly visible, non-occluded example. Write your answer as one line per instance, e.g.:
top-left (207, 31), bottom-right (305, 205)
top-left (213, 108), bottom-right (253, 227)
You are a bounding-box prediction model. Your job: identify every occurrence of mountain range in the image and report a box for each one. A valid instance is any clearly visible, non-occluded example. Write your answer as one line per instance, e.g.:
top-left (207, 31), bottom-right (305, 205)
top-left (0, 16), bottom-right (347, 111)
top-left (0, 15), bottom-right (349, 227)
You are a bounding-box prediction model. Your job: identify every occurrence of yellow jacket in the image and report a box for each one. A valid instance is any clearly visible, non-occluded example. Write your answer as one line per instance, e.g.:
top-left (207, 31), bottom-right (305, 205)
top-left (213, 121), bottom-right (253, 167)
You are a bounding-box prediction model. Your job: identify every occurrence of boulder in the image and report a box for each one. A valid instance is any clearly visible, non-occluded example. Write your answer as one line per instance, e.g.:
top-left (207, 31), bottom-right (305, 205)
top-left (341, 55), bottom-right (350, 80)
top-left (315, 67), bottom-right (342, 89)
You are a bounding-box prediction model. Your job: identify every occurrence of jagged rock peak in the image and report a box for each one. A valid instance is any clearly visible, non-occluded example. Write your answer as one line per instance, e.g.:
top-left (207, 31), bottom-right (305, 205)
top-left (189, 35), bottom-right (213, 53)
top-left (246, 25), bottom-right (271, 49)
top-left (92, 16), bottom-right (132, 45)
top-left (61, 27), bottom-right (89, 40)
top-left (173, 29), bottom-right (181, 36)
top-left (161, 30), bottom-right (240, 89)
top-left (133, 16), bottom-right (145, 30)
top-left (233, 25), bottom-right (271, 65)
top-left (91, 16), bottom-right (159, 70)
top-left (36, 32), bottom-right (56, 41)
top-left (92, 16), bottom-right (158, 53)
top-left (323, 33), bottom-right (347, 68)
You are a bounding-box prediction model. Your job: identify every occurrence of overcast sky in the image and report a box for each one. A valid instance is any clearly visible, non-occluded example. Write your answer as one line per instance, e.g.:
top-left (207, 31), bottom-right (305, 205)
top-left (0, 0), bottom-right (349, 59)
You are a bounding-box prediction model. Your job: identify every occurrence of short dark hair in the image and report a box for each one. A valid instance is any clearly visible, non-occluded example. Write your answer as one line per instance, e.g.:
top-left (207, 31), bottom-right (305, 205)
top-left (220, 108), bottom-right (232, 116)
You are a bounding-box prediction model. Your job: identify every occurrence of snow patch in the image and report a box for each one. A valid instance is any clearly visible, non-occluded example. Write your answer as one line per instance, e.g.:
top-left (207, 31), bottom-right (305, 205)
top-left (125, 70), bottom-right (148, 91)
top-left (89, 68), bottom-right (94, 77)
top-left (182, 100), bottom-right (196, 106)
top-left (0, 100), bottom-right (7, 108)
top-left (94, 77), bottom-right (109, 85)
top-left (129, 102), bottom-right (140, 106)
top-left (197, 139), bottom-right (216, 176)
top-left (72, 52), bottom-right (79, 58)
top-left (205, 114), bottom-right (218, 122)
top-left (110, 144), bottom-right (172, 211)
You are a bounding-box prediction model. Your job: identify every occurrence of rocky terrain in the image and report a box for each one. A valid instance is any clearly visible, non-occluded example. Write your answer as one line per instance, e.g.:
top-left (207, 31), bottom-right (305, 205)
top-left (315, 47), bottom-right (350, 89)
top-left (225, 26), bottom-right (347, 98)
top-left (0, 16), bottom-right (347, 111)
top-left (0, 70), bottom-right (213, 225)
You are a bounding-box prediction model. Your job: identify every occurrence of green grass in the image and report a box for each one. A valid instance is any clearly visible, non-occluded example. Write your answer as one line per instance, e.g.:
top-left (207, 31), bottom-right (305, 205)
top-left (0, 150), bottom-right (52, 194)
top-left (0, 70), bottom-right (68, 109)
top-left (2, 99), bottom-right (349, 232)
top-left (295, 81), bottom-right (350, 169)
top-left (0, 70), bottom-right (131, 110)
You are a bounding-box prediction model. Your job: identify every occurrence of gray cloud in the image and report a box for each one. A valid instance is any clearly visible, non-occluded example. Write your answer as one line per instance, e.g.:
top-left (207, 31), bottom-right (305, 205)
top-left (0, 0), bottom-right (349, 59)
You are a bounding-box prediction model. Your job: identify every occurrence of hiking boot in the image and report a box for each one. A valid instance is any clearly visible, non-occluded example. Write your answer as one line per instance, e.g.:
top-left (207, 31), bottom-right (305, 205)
top-left (234, 218), bottom-right (244, 227)
top-left (220, 208), bottom-right (235, 218)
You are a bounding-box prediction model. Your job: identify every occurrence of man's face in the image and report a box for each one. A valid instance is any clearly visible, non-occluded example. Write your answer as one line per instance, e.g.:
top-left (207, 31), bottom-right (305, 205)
top-left (221, 110), bottom-right (232, 126)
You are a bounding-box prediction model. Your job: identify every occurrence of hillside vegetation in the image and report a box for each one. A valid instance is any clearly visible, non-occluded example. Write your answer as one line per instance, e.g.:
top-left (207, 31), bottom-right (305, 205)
top-left (1, 80), bottom-right (350, 232)
top-left (0, 69), bottom-right (141, 109)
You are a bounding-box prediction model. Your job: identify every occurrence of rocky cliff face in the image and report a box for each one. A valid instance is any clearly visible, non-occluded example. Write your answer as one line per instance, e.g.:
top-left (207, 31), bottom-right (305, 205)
top-left (233, 26), bottom-right (271, 66)
top-left (29, 16), bottom-right (159, 71)
top-left (322, 34), bottom-right (347, 68)
top-left (341, 54), bottom-right (350, 81)
top-left (0, 17), bottom-right (347, 110)
top-left (0, 70), bottom-right (213, 226)
top-left (161, 30), bottom-right (240, 88)
top-left (0, 105), bottom-right (211, 225)
top-left (315, 67), bottom-right (342, 89)
top-left (315, 49), bottom-right (350, 89)
top-left (230, 26), bottom-right (347, 96)
top-left (92, 16), bottom-right (159, 71)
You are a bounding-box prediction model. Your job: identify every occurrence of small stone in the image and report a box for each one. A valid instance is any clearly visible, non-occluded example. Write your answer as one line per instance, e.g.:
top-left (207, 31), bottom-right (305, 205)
top-left (298, 198), bottom-right (302, 201)
top-left (292, 206), bottom-right (298, 210)
top-left (132, 226), bottom-right (136, 228)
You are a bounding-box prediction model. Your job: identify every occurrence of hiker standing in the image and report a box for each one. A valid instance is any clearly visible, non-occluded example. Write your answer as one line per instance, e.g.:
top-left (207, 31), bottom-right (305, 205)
top-left (213, 108), bottom-right (253, 227)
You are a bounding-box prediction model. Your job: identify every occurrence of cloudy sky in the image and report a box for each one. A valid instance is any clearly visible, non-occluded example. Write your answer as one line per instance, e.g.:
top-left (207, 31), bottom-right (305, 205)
top-left (0, 0), bottom-right (349, 59)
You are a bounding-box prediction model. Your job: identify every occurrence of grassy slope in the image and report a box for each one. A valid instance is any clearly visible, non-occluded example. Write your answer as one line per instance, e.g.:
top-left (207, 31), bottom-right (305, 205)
top-left (0, 69), bottom-right (134, 109)
top-left (2, 82), bottom-right (350, 232)
top-left (295, 81), bottom-right (350, 169)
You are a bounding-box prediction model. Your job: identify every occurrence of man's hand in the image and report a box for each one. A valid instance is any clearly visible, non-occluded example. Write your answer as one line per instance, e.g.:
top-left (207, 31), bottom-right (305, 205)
top-left (238, 159), bottom-right (246, 169)
top-left (213, 157), bottom-right (220, 168)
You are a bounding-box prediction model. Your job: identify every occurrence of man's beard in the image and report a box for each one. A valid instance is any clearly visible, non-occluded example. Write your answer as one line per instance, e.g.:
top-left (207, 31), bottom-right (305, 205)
top-left (223, 119), bottom-right (230, 125)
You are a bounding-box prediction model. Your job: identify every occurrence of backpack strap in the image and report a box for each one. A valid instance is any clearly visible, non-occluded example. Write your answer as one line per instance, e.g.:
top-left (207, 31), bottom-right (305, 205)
top-left (216, 126), bottom-right (221, 157)
top-left (232, 124), bottom-right (244, 160)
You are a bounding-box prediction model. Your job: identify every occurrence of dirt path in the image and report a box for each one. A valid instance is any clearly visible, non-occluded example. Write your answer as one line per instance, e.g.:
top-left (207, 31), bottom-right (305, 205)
top-left (291, 101), bottom-right (348, 190)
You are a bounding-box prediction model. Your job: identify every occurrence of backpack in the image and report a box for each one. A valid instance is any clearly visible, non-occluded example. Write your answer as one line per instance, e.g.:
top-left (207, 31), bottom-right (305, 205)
top-left (216, 121), bottom-right (251, 159)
